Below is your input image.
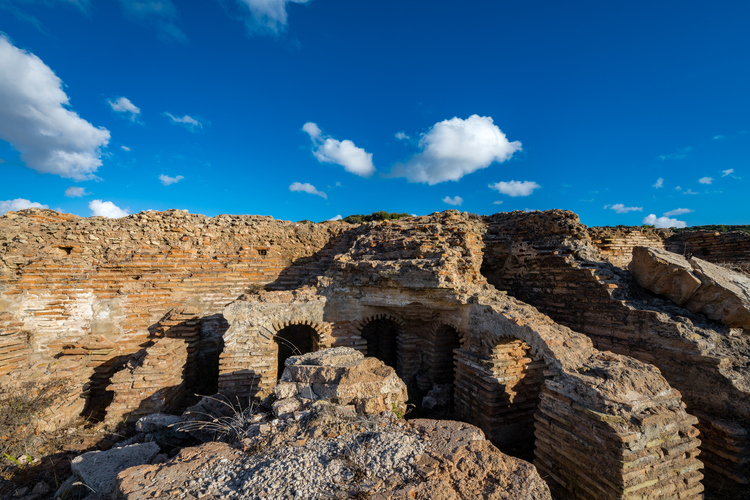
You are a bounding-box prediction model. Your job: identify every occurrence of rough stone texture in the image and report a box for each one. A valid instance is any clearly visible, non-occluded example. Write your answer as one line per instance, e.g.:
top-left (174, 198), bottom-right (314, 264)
top-left (629, 246), bottom-right (703, 305)
top-left (631, 246), bottom-right (750, 330)
top-left (0, 208), bottom-right (355, 427)
top-left (273, 347), bottom-right (408, 417)
top-left (588, 226), bottom-right (670, 267)
top-left (114, 417), bottom-right (552, 500)
top-left (482, 209), bottom-right (750, 489)
top-left (666, 230), bottom-right (750, 265)
top-left (0, 208), bottom-right (712, 498)
top-left (223, 211), bottom-right (703, 500)
top-left (71, 442), bottom-right (159, 497)
top-left (686, 256), bottom-right (750, 330)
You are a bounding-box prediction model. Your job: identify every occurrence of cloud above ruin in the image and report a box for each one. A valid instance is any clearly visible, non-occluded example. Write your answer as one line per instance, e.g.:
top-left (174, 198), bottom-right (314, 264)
top-left (303, 122), bottom-right (375, 178)
top-left (393, 115), bottom-right (521, 185)
top-left (0, 198), bottom-right (49, 214)
top-left (89, 199), bottom-right (129, 218)
top-left (642, 214), bottom-right (687, 228)
top-left (489, 180), bottom-right (540, 197)
top-left (0, 36), bottom-right (110, 180)
top-left (289, 182), bottom-right (327, 199)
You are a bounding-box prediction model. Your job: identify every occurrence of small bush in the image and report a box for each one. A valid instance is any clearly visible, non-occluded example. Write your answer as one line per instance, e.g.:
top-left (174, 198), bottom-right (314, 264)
top-left (0, 379), bottom-right (70, 466)
top-left (342, 212), bottom-right (411, 224)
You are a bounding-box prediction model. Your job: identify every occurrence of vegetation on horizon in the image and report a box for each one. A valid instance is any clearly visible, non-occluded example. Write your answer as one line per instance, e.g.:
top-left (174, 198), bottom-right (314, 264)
top-left (342, 211), bottom-right (412, 224)
top-left (672, 225), bottom-right (750, 234)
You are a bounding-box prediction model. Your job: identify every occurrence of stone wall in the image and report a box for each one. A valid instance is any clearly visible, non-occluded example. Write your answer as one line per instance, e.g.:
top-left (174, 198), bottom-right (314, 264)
top-left (482, 209), bottom-right (750, 489)
top-left (666, 230), bottom-right (750, 264)
top-left (0, 208), bottom-right (354, 427)
top-left (588, 226), bottom-right (669, 266)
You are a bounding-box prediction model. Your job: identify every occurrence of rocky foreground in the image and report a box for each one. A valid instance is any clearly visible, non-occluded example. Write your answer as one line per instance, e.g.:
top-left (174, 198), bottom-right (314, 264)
top-left (48, 348), bottom-right (551, 500)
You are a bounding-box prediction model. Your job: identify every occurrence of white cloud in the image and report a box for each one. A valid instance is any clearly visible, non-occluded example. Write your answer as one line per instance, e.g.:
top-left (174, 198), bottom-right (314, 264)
top-left (303, 122), bottom-right (375, 177)
top-left (89, 199), bottom-right (129, 218)
top-left (699, 177), bottom-right (713, 185)
top-left (117, 0), bottom-right (186, 42)
top-left (395, 115), bottom-right (521, 185)
top-left (493, 200), bottom-right (503, 205)
top-left (653, 178), bottom-right (664, 188)
top-left (165, 112), bottom-right (202, 131)
top-left (722, 169), bottom-right (734, 177)
top-left (159, 174), bottom-right (184, 186)
top-left (489, 180), bottom-right (540, 197)
top-left (395, 132), bottom-right (410, 140)
top-left (235, 0), bottom-right (310, 35)
top-left (658, 147), bottom-right (692, 161)
top-left (663, 208), bottom-right (693, 217)
top-left (328, 214), bottom-right (342, 221)
top-left (604, 203), bottom-right (643, 214)
top-left (107, 97), bottom-right (140, 121)
top-left (0, 36), bottom-right (110, 180)
top-left (289, 182), bottom-right (326, 199)
top-left (442, 195), bottom-right (463, 206)
top-left (302, 122), bottom-right (321, 139)
top-left (684, 189), bottom-right (698, 195)
top-left (0, 198), bottom-right (49, 214)
top-left (64, 186), bottom-right (91, 197)
top-left (121, 145), bottom-right (131, 151)
top-left (643, 214), bottom-right (687, 229)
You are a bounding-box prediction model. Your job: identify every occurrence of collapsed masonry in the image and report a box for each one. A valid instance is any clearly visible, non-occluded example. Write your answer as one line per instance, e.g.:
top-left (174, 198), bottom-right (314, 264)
top-left (0, 208), bottom-right (747, 498)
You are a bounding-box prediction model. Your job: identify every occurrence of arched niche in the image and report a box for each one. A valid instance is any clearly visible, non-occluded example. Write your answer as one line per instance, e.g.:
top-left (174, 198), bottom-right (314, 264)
top-left (275, 323), bottom-right (320, 379)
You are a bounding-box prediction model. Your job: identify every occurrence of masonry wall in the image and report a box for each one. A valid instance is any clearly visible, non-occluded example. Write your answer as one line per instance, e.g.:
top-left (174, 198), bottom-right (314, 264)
top-left (666, 230), bottom-right (750, 264)
top-left (587, 227), bottom-right (669, 266)
top-left (482, 210), bottom-right (750, 489)
top-left (0, 209), bottom-right (354, 427)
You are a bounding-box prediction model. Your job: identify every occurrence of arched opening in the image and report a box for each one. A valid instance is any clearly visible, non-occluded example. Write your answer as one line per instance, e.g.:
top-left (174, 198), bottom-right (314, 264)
top-left (360, 318), bottom-right (400, 371)
top-left (431, 325), bottom-right (460, 384)
top-left (275, 324), bottom-right (318, 379)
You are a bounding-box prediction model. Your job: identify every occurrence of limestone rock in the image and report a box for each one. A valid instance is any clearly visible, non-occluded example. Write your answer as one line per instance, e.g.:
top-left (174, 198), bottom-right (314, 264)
top-left (686, 257), bottom-right (750, 329)
top-left (629, 246), bottom-right (702, 305)
top-left (630, 246), bottom-right (750, 329)
top-left (71, 442), bottom-right (160, 497)
top-left (277, 347), bottom-right (408, 416)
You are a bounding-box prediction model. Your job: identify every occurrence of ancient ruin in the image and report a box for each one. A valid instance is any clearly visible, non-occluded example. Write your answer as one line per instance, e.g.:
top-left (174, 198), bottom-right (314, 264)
top-left (2, 207), bottom-right (749, 498)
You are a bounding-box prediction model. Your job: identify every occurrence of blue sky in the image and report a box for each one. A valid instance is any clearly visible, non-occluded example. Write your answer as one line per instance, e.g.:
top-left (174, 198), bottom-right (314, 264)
top-left (0, 0), bottom-right (748, 227)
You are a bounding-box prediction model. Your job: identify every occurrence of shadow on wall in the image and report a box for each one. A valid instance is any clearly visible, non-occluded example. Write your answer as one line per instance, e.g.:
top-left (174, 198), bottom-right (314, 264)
top-left (80, 310), bottom-right (229, 424)
top-left (265, 227), bottom-right (360, 291)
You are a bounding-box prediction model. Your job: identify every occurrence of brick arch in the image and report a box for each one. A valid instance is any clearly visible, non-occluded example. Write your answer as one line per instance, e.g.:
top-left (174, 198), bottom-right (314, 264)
top-left (268, 319), bottom-right (332, 348)
top-left (355, 314), bottom-right (404, 373)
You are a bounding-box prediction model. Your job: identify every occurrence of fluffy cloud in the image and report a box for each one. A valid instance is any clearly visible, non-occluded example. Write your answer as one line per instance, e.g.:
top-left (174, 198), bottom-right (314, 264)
top-left (165, 112), bottom-right (202, 131)
top-left (722, 169), bottom-right (734, 177)
top-left (395, 132), bottom-right (410, 140)
top-left (303, 122), bottom-right (375, 178)
top-left (663, 208), bottom-right (693, 217)
top-left (89, 199), bottom-right (129, 218)
top-left (0, 36), bottom-right (110, 180)
top-left (489, 180), bottom-right (540, 197)
top-left (117, 0), bottom-right (186, 42)
top-left (699, 177), bottom-right (713, 185)
top-left (643, 214), bottom-right (687, 229)
top-left (604, 204), bottom-right (643, 214)
top-left (159, 174), bottom-right (184, 186)
top-left (289, 182), bottom-right (326, 199)
top-left (0, 198), bottom-right (49, 214)
top-left (64, 186), bottom-right (91, 197)
top-left (328, 215), bottom-right (342, 221)
top-left (493, 200), bottom-right (503, 205)
top-left (396, 115), bottom-right (521, 185)
top-left (235, 0), bottom-right (310, 34)
top-left (653, 178), bottom-right (664, 188)
top-left (108, 97), bottom-right (140, 121)
top-left (442, 196), bottom-right (463, 206)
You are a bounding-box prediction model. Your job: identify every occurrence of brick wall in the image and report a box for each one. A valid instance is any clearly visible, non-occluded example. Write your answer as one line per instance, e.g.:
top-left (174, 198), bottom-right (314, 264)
top-left (666, 230), bottom-right (750, 264)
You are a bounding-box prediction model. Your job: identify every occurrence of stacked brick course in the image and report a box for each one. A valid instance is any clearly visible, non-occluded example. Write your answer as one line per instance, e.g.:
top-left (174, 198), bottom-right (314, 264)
top-left (666, 230), bottom-right (750, 264)
top-left (588, 226), bottom-right (669, 266)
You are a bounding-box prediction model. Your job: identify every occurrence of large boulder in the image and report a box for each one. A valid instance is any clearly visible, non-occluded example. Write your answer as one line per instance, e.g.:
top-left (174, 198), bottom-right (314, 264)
top-left (630, 246), bottom-right (750, 329)
top-left (70, 442), bottom-right (160, 498)
top-left (272, 347), bottom-right (408, 417)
